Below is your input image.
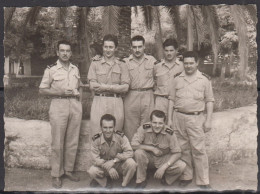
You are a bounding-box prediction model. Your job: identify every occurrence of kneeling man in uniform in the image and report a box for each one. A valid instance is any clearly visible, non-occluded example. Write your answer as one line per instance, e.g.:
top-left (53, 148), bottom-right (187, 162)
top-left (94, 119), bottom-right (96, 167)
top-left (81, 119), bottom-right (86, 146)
top-left (88, 114), bottom-right (137, 188)
top-left (131, 110), bottom-right (186, 188)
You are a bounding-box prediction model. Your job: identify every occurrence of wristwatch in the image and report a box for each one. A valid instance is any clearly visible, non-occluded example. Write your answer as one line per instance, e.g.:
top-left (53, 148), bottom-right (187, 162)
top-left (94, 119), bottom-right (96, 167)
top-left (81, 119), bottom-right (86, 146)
top-left (167, 161), bottom-right (171, 167)
top-left (113, 158), bottom-right (118, 163)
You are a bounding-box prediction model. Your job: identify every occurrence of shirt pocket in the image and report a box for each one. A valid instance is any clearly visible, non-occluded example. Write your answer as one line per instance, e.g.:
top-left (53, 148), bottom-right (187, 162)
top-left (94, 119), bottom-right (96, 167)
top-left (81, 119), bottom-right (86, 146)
top-left (175, 82), bottom-right (185, 98)
top-left (111, 67), bottom-right (121, 84)
top-left (96, 69), bottom-right (107, 83)
top-left (156, 72), bottom-right (168, 87)
top-left (53, 74), bottom-right (66, 82)
top-left (193, 85), bottom-right (204, 100)
top-left (144, 63), bottom-right (154, 78)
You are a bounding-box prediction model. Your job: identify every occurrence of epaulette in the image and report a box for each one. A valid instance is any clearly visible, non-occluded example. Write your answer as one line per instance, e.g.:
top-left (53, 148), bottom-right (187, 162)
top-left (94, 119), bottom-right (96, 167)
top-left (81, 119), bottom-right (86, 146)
top-left (71, 63), bottom-right (78, 68)
top-left (174, 72), bottom-right (182, 78)
top-left (92, 133), bottom-right (101, 141)
top-left (47, 63), bottom-right (57, 69)
top-left (143, 123), bottom-right (151, 129)
top-left (202, 72), bottom-right (211, 80)
top-left (154, 59), bottom-right (161, 65)
top-left (92, 56), bottom-right (102, 61)
top-left (118, 58), bottom-right (126, 63)
top-left (165, 127), bottom-right (173, 135)
top-left (115, 131), bottom-right (124, 137)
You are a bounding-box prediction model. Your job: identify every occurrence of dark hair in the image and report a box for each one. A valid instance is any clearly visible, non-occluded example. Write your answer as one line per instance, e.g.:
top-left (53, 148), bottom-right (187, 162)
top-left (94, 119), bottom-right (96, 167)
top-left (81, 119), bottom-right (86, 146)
top-left (163, 38), bottom-right (178, 49)
top-left (100, 114), bottom-right (116, 127)
top-left (150, 110), bottom-right (166, 122)
top-left (182, 51), bottom-right (199, 62)
top-left (57, 40), bottom-right (72, 50)
top-left (131, 35), bottom-right (145, 45)
top-left (103, 34), bottom-right (118, 47)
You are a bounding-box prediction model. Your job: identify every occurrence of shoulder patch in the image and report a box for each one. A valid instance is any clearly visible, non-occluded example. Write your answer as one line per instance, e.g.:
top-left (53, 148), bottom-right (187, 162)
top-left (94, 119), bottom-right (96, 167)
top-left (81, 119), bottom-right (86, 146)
top-left (47, 63), bottom-right (57, 69)
top-left (115, 131), bottom-right (124, 137)
top-left (118, 58), bottom-right (126, 63)
top-left (165, 128), bottom-right (173, 135)
top-left (174, 72), bottom-right (182, 78)
top-left (154, 59), bottom-right (161, 65)
top-left (143, 123), bottom-right (151, 129)
top-left (92, 56), bottom-right (102, 61)
top-left (202, 72), bottom-right (211, 80)
top-left (92, 133), bottom-right (101, 141)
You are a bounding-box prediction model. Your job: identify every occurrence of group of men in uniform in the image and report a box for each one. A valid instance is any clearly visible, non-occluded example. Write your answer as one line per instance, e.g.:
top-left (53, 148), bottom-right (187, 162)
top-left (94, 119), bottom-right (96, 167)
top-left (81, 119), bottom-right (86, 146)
top-left (39, 34), bottom-right (214, 190)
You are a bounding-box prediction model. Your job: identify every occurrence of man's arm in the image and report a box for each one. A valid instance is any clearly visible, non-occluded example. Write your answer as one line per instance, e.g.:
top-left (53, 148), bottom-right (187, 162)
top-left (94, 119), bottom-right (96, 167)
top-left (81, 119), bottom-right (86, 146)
top-left (91, 140), bottom-right (106, 167)
top-left (115, 136), bottom-right (133, 161)
top-left (203, 101), bottom-right (213, 132)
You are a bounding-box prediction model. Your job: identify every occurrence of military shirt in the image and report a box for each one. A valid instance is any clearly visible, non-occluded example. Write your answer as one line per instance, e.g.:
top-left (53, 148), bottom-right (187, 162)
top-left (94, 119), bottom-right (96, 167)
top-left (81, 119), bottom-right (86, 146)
top-left (154, 59), bottom-right (184, 96)
top-left (124, 54), bottom-right (157, 89)
top-left (87, 57), bottom-right (130, 86)
top-left (91, 132), bottom-right (134, 167)
top-left (131, 122), bottom-right (181, 155)
top-left (169, 70), bottom-right (215, 113)
top-left (39, 60), bottom-right (81, 93)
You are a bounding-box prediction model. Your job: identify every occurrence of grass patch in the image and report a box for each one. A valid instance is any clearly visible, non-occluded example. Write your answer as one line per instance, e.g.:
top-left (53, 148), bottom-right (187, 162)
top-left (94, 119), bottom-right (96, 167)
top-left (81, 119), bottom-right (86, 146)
top-left (4, 79), bottom-right (257, 121)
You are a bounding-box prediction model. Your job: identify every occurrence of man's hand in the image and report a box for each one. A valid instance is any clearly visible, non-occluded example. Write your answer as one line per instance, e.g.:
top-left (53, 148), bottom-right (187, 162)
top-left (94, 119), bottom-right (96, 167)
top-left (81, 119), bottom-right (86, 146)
top-left (151, 147), bottom-right (163, 157)
top-left (93, 85), bottom-right (109, 92)
top-left (108, 168), bottom-right (119, 180)
top-left (92, 55), bottom-right (102, 61)
top-left (154, 165), bottom-right (167, 179)
top-left (203, 120), bottom-right (212, 133)
top-left (102, 160), bottom-right (115, 171)
top-left (96, 168), bottom-right (104, 178)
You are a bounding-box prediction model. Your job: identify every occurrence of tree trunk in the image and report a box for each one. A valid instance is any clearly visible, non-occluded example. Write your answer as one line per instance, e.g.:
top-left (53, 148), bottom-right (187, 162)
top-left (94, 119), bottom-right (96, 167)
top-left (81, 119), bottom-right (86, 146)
top-left (187, 5), bottom-right (194, 51)
top-left (154, 7), bottom-right (164, 60)
top-left (117, 6), bottom-right (131, 58)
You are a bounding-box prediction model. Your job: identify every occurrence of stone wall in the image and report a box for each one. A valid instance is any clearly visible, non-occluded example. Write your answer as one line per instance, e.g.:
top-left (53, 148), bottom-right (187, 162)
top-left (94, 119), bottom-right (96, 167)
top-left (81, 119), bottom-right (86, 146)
top-left (4, 105), bottom-right (257, 171)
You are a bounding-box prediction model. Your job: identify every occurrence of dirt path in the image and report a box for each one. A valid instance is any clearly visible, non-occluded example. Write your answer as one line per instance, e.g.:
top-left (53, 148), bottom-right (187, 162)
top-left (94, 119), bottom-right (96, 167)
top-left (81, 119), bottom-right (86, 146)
top-left (5, 157), bottom-right (257, 192)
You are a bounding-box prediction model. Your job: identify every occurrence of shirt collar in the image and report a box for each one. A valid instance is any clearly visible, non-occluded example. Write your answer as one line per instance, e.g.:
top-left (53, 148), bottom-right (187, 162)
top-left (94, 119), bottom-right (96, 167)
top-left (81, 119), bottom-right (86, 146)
top-left (56, 60), bottom-right (74, 69)
top-left (100, 133), bottom-right (116, 144)
top-left (162, 58), bottom-right (181, 69)
top-left (146, 124), bottom-right (167, 135)
top-left (129, 54), bottom-right (148, 61)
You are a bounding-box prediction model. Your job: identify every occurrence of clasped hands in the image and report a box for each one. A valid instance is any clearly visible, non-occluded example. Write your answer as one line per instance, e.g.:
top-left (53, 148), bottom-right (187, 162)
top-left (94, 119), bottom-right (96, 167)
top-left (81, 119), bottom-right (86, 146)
top-left (101, 160), bottom-right (119, 180)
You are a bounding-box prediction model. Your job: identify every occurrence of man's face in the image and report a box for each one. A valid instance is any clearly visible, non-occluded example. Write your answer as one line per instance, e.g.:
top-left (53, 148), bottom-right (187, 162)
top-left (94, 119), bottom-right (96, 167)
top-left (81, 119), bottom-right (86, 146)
top-left (131, 40), bottom-right (145, 59)
top-left (103, 41), bottom-right (116, 58)
top-left (57, 44), bottom-right (72, 63)
top-left (151, 115), bottom-right (165, 134)
top-left (183, 57), bottom-right (198, 75)
top-left (164, 46), bottom-right (177, 62)
top-left (101, 120), bottom-right (115, 139)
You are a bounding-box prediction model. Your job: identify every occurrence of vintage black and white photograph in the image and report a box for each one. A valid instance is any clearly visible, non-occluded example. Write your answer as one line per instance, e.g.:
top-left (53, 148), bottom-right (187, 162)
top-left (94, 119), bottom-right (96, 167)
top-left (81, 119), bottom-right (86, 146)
top-left (3, 3), bottom-right (258, 192)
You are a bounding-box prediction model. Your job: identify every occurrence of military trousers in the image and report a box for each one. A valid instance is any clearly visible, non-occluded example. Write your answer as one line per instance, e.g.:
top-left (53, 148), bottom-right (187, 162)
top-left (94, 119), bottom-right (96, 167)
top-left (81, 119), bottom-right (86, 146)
top-left (172, 111), bottom-right (209, 185)
top-left (134, 149), bottom-right (186, 185)
top-left (154, 95), bottom-right (169, 119)
top-left (90, 96), bottom-right (124, 137)
top-left (88, 158), bottom-right (137, 187)
top-left (124, 90), bottom-right (154, 141)
top-left (49, 98), bottom-right (82, 178)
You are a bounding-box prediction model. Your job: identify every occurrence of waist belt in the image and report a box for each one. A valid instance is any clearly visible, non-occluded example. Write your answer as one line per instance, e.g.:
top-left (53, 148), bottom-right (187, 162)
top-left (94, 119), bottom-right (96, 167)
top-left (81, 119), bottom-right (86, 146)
top-left (95, 93), bottom-right (121, 98)
top-left (130, 87), bottom-right (153, 92)
top-left (175, 109), bottom-right (203, 115)
top-left (155, 94), bottom-right (168, 99)
top-left (53, 96), bottom-right (79, 100)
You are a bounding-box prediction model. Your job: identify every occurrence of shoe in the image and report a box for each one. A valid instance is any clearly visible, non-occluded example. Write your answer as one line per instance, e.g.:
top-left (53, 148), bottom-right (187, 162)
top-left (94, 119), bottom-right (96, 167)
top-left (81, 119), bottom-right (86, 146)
top-left (198, 184), bottom-right (212, 190)
top-left (65, 172), bottom-right (80, 182)
top-left (135, 180), bottom-right (147, 188)
top-left (106, 178), bottom-right (113, 188)
top-left (52, 177), bottom-right (62, 188)
top-left (90, 179), bottom-right (100, 187)
top-left (179, 180), bottom-right (192, 187)
top-left (161, 177), bottom-right (169, 186)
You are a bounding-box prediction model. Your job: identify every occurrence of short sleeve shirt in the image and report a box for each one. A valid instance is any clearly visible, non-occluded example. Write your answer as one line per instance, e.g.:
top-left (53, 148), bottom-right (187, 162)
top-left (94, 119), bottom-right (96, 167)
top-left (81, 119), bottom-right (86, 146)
top-left (87, 57), bottom-right (130, 85)
top-left (154, 59), bottom-right (184, 96)
top-left (39, 60), bottom-right (81, 93)
top-left (124, 54), bottom-right (157, 89)
top-left (169, 70), bottom-right (215, 112)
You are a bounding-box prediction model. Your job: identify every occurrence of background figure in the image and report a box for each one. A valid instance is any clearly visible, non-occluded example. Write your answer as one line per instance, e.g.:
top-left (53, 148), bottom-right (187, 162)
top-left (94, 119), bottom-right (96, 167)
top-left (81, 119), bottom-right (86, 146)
top-left (131, 110), bottom-right (186, 188)
top-left (124, 35), bottom-right (156, 141)
top-left (154, 38), bottom-right (184, 119)
top-left (39, 40), bottom-right (82, 188)
top-left (88, 114), bottom-right (136, 188)
top-left (88, 34), bottom-right (130, 136)
top-left (168, 51), bottom-right (214, 189)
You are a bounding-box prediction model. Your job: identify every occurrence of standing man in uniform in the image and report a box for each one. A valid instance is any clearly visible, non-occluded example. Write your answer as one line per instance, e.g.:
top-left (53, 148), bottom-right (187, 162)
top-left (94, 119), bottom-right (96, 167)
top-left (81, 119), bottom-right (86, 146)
top-left (39, 40), bottom-right (82, 188)
top-left (131, 110), bottom-right (186, 188)
top-left (154, 38), bottom-right (184, 118)
top-left (124, 35), bottom-right (157, 141)
top-left (88, 34), bottom-right (130, 136)
top-left (168, 51), bottom-right (214, 189)
top-left (88, 114), bottom-right (137, 188)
